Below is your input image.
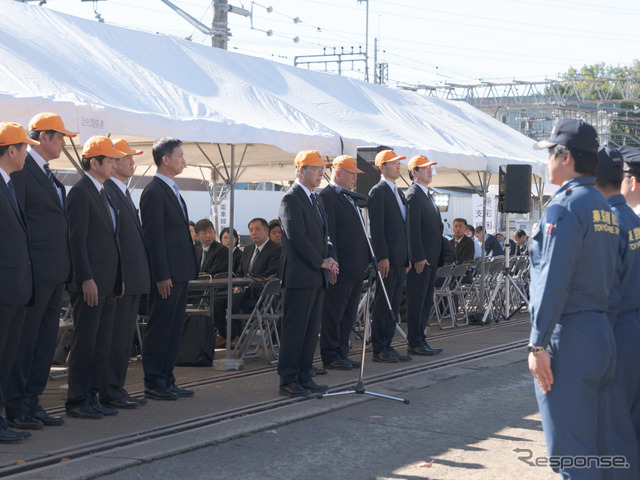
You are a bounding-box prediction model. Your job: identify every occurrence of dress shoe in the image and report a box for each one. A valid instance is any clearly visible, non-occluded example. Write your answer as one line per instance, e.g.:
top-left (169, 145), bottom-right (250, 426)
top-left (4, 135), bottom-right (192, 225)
top-left (323, 359), bottom-right (352, 370)
top-left (310, 365), bottom-right (327, 376)
top-left (168, 384), bottom-right (195, 398)
top-left (126, 394), bottom-right (148, 406)
top-left (348, 359), bottom-right (361, 368)
top-left (102, 398), bottom-right (138, 409)
top-left (389, 348), bottom-right (412, 362)
top-left (144, 388), bottom-right (179, 401)
top-left (424, 342), bottom-right (443, 354)
top-left (299, 380), bottom-right (329, 393)
top-left (8, 414), bottom-right (43, 430)
top-left (66, 404), bottom-right (103, 419)
top-left (408, 344), bottom-right (441, 356)
top-left (215, 335), bottom-right (226, 348)
top-left (0, 428), bottom-right (24, 443)
top-left (90, 401), bottom-right (118, 416)
top-left (372, 351), bottom-right (399, 363)
top-left (16, 430), bottom-right (31, 439)
top-left (32, 410), bottom-right (65, 426)
top-left (279, 382), bottom-right (311, 397)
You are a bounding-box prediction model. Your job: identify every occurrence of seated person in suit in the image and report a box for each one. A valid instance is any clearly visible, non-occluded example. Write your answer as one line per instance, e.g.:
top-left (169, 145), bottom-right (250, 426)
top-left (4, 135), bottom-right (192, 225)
top-left (475, 226), bottom-right (505, 257)
top-left (268, 219), bottom-right (282, 246)
top-left (220, 227), bottom-right (242, 273)
top-left (450, 218), bottom-right (475, 264)
top-left (213, 218), bottom-right (282, 348)
top-left (513, 229), bottom-right (529, 256)
top-left (194, 219), bottom-right (228, 275)
top-left (465, 224), bottom-right (483, 258)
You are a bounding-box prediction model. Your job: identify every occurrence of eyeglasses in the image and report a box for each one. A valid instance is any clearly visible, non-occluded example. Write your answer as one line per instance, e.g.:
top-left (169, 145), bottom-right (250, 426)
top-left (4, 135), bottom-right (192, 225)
top-left (304, 166), bottom-right (325, 172)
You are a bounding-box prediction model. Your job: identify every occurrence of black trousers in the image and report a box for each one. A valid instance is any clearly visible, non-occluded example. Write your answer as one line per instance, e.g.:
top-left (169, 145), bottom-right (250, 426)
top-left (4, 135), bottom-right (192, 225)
top-left (100, 294), bottom-right (141, 403)
top-left (66, 293), bottom-right (117, 407)
top-left (0, 304), bottom-right (26, 428)
top-left (320, 280), bottom-right (363, 364)
top-left (142, 282), bottom-right (188, 390)
top-left (6, 283), bottom-right (64, 418)
top-left (278, 287), bottom-right (324, 386)
top-left (406, 265), bottom-right (436, 348)
top-left (371, 265), bottom-right (405, 354)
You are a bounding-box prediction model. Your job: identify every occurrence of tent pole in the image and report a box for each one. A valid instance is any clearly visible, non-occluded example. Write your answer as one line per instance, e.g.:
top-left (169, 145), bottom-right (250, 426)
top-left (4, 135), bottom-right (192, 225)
top-left (198, 166), bottom-right (215, 205)
top-left (63, 141), bottom-right (84, 175)
top-left (212, 168), bottom-right (219, 231)
top-left (458, 170), bottom-right (483, 195)
top-left (128, 165), bottom-right (152, 191)
top-left (195, 142), bottom-right (227, 182)
top-left (216, 143), bottom-right (231, 181)
top-left (225, 144), bottom-right (236, 361)
top-left (233, 144), bottom-right (249, 184)
top-left (479, 169), bottom-right (488, 314)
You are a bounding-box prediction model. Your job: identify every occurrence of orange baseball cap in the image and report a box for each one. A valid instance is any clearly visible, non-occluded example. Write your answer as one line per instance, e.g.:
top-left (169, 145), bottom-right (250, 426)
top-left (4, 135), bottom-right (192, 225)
top-left (28, 112), bottom-right (77, 137)
top-left (82, 136), bottom-right (126, 158)
top-left (407, 155), bottom-right (437, 171)
top-left (0, 122), bottom-right (40, 146)
top-left (332, 155), bottom-right (363, 174)
top-left (375, 149), bottom-right (405, 167)
top-left (113, 139), bottom-right (143, 156)
top-left (294, 150), bottom-right (331, 168)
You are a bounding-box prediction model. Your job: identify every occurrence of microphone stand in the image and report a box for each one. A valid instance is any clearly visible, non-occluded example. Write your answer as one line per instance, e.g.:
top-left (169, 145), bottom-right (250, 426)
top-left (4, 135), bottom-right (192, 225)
top-left (322, 199), bottom-right (409, 404)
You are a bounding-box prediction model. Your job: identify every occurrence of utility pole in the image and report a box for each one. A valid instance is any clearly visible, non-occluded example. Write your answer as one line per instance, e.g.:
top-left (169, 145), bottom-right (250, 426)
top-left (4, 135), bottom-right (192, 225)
top-left (213, 0), bottom-right (229, 49)
top-left (357, 0), bottom-right (369, 82)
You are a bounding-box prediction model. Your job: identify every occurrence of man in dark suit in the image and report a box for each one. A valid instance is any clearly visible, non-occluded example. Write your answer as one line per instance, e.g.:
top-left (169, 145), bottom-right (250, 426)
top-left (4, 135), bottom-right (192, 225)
top-left (278, 150), bottom-right (338, 397)
top-left (512, 229), bottom-right (529, 256)
top-left (319, 155), bottom-right (369, 370)
top-left (405, 155), bottom-right (444, 356)
top-left (450, 218), bottom-right (475, 264)
top-left (6, 113), bottom-right (75, 431)
top-left (65, 136), bottom-right (124, 419)
top-left (368, 149), bottom-right (412, 363)
top-left (99, 139), bottom-right (151, 410)
top-left (0, 123), bottom-right (36, 443)
top-left (213, 218), bottom-right (281, 347)
top-left (194, 219), bottom-right (228, 276)
top-left (475, 226), bottom-right (504, 257)
top-left (140, 137), bottom-right (198, 401)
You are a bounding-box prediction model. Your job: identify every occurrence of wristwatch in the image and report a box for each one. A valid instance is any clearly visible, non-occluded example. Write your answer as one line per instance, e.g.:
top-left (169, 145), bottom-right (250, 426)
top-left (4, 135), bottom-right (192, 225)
top-left (527, 343), bottom-right (546, 355)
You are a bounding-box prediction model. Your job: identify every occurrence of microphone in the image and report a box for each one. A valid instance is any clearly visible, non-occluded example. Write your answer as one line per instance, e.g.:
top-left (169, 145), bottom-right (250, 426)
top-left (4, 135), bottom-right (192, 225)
top-left (333, 184), bottom-right (368, 202)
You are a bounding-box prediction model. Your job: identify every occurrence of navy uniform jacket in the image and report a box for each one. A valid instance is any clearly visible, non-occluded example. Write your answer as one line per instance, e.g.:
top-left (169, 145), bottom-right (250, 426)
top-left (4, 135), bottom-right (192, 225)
top-left (608, 194), bottom-right (640, 316)
top-left (140, 177), bottom-right (198, 284)
top-left (66, 175), bottom-right (122, 297)
top-left (11, 154), bottom-right (71, 286)
top-left (0, 175), bottom-right (33, 305)
top-left (483, 234), bottom-right (504, 256)
top-left (104, 179), bottom-right (151, 295)
top-left (529, 177), bottom-right (620, 347)
top-left (368, 180), bottom-right (410, 267)
top-left (194, 240), bottom-right (228, 276)
top-left (319, 184), bottom-right (369, 283)
top-left (279, 182), bottom-right (332, 289)
top-left (236, 239), bottom-right (282, 278)
top-left (405, 183), bottom-right (443, 268)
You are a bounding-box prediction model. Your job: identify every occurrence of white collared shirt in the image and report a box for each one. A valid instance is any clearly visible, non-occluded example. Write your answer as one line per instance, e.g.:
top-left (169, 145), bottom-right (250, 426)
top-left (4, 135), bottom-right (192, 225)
top-left (156, 172), bottom-right (180, 199)
top-left (110, 176), bottom-right (129, 195)
top-left (27, 146), bottom-right (63, 203)
top-left (86, 172), bottom-right (116, 229)
top-left (383, 177), bottom-right (406, 220)
top-left (0, 166), bottom-right (10, 186)
top-left (295, 178), bottom-right (314, 204)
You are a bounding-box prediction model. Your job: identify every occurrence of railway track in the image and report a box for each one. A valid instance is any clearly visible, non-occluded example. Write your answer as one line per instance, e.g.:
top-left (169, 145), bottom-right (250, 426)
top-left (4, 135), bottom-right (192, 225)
top-left (1, 318), bottom-right (528, 478)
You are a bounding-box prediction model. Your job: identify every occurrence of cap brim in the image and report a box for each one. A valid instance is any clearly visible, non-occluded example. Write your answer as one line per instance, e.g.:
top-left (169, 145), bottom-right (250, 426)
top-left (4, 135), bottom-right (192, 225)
top-left (534, 140), bottom-right (556, 150)
top-left (342, 166), bottom-right (364, 174)
top-left (53, 127), bottom-right (78, 137)
top-left (25, 138), bottom-right (40, 145)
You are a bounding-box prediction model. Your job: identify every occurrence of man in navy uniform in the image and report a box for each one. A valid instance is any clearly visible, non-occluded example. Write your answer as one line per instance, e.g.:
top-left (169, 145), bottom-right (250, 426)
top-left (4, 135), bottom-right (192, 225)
top-left (100, 139), bottom-right (151, 410)
top-left (319, 155), bottom-right (369, 370)
top-left (6, 113), bottom-right (75, 430)
top-left (65, 136), bottom-right (124, 419)
top-left (278, 150), bottom-right (338, 397)
top-left (140, 137), bottom-right (198, 401)
top-left (368, 149), bottom-right (412, 363)
top-left (595, 146), bottom-right (640, 479)
top-left (528, 119), bottom-right (619, 479)
top-left (405, 155), bottom-right (443, 356)
top-left (0, 123), bottom-right (36, 443)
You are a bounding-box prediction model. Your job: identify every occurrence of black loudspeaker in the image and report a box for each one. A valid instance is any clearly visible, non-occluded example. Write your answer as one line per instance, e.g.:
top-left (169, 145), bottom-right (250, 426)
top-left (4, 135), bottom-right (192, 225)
top-left (355, 145), bottom-right (390, 198)
top-left (498, 164), bottom-right (532, 214)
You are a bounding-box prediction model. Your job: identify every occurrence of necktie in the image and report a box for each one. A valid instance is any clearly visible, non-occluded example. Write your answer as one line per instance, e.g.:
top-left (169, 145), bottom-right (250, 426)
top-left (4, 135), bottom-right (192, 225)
top-left (200, 246), bottom-right (208, 270)
top-left (100, 188), bottom-right (114, 231)
top-left (43, 163), bottom-right (59, 190)
top-left (248, 247), bottom-right (261, 273)
top-left (172, 183), bottom-right (187, 219)
top-left (6, 179), bottom-right (19, 212)
top-left (311, 193), bottom-right (325, 227)
top-left (125, 188), bottom-right (136, 212)
top-left (394, 185), bottom-right (406, 221)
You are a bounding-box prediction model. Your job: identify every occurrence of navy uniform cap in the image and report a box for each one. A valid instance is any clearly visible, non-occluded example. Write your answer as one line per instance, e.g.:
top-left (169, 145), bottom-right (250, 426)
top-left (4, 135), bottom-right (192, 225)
top-left (618, 145), bottom-right (640, 176)
top-left (596, 146), bottom-right (623, 183)
top-left (534, 118), bottom-right (600, 153)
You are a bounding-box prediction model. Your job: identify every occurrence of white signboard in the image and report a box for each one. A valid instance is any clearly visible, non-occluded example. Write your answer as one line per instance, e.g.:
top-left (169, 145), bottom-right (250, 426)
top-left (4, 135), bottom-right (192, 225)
top-left (472, 194), bottom-right (496, 234)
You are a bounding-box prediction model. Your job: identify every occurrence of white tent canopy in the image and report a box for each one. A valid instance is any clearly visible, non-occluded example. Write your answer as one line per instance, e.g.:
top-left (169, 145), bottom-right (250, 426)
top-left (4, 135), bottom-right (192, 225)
top-left (0, 0), bottom-right (546, 188)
